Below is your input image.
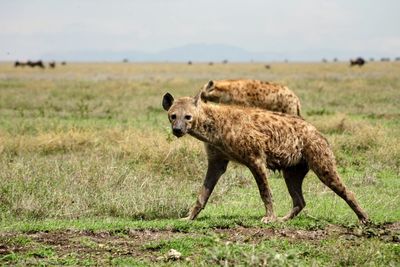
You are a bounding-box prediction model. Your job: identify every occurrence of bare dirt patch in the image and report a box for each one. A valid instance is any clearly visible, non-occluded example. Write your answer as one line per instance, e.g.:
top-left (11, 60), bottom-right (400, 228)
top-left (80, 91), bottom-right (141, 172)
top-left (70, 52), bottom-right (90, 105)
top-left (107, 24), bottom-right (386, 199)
top-left (215, 222), bottom-right (399, 244)
top-left (0, 229), bottom-right (186, 262)
top-left (0, 223), bottom-right (398, 262)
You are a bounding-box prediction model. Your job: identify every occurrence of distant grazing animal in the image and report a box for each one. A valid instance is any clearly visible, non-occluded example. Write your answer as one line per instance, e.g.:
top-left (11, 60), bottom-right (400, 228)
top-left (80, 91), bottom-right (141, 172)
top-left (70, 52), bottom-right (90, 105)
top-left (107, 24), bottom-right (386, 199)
top-left (61, 61), bottom-right (67, 65)
top-left (14, 61), bottom-right (28, 67)
top-left (15, 60), bottom-right (45, 68)
top-left (188, 61), bottom-right (193, 65)
top-left (36, 60), bottom-right (45, 68)
top-left (380, 57), bottom-right (390, 62)
top-left (200, 79), bottom-right (301, 116)
top-left (350, 57), bottom-right (366, 67)
top-left (208, 62), bottom-right (214, 66)
top-left (264, 64), bottom-right (271, 69)
top-left (28, 60), bottom-right (45, 68)
top-left (162, 93), bottom-right (369, 224)
top-left (49, 61), bottom-right (56, 68)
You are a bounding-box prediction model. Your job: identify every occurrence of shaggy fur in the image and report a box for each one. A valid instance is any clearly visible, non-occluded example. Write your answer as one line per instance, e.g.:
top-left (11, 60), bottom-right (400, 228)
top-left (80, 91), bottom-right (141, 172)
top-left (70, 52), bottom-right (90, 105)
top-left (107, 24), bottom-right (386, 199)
top-left (162, 93), bottom-right (369, 224)
top-left (201, 79), bottom-right (301, 116)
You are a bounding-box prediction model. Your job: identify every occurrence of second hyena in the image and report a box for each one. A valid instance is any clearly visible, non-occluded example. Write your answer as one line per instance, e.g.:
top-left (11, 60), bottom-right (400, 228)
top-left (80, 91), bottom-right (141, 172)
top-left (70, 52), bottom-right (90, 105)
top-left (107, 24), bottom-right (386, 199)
top-left (162, 92), bottom-right (369, 224)
top-left (201, 79), bottom-right (301, 116)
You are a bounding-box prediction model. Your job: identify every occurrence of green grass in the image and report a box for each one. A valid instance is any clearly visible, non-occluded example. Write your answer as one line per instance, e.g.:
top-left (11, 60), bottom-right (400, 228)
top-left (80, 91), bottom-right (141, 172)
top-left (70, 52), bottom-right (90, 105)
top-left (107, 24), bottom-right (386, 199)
top-left (0, 61), bottom-right (399, 265)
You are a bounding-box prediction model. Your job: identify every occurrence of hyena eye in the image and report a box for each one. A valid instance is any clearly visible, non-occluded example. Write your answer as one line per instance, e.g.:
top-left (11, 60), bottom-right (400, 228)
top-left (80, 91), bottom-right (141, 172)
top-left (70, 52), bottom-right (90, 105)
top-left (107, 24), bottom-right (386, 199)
top-left (171, 114), bottom-right (176, 120)
top-left (185, 115), bottom-right (192, 120)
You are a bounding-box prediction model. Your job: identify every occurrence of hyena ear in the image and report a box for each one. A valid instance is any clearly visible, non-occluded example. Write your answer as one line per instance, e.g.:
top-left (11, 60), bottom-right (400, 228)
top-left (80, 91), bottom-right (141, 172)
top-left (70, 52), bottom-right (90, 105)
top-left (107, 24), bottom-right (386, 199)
top-left (205, 80), bottom-right (214, 91)
top-left (193, 91), bottom-right (202, 107)
top-left (162, 93), bottom-right (174, 111)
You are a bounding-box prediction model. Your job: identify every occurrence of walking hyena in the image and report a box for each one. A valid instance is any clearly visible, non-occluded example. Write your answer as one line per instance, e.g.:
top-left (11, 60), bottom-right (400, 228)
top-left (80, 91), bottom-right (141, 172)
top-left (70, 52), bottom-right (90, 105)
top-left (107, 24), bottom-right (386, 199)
top-left (201, 79), bottom-right (301, 116)
top-left (162, 92), bottom-right (369, 224)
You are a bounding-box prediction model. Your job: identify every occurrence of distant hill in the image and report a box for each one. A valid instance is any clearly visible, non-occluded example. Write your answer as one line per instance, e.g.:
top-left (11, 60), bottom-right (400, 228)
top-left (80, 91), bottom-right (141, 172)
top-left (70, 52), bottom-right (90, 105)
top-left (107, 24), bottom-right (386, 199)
top-left (42, 43), bottom-right (376, 62)
top-left (154, 44), bottom-right (271, 62)
top-left (42, 44), bottom-right (283, 62)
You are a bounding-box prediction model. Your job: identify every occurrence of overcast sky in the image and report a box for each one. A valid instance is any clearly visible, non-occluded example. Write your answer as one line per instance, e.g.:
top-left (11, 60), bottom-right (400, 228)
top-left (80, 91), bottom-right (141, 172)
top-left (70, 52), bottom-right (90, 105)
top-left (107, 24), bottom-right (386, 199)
top-left (1, 0), bottom-right (399, 61)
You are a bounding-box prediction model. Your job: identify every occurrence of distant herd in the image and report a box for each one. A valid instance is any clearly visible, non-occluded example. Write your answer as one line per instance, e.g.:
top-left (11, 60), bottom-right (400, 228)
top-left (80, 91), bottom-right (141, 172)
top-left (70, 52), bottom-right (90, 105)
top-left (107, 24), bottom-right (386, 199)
top-left (12, 57), bottom-right (399, 69)
top-left (14, 60), bottom-right (66, 69)
top-left (185, 57), bottom-right (398, 68)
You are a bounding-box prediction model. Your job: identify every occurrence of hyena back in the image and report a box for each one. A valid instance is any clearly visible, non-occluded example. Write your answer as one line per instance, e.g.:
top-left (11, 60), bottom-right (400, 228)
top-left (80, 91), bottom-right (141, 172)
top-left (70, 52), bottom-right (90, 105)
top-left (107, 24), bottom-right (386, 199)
top-left (162, 92), bottom-right (369, 224)
top-left (201, 79), bottom-right (301, 116)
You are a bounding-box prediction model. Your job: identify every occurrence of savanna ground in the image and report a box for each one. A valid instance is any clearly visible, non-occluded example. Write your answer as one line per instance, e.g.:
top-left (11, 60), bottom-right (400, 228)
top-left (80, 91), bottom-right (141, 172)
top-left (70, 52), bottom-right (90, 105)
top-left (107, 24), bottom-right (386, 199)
top-left (0, 61), bottom-right (399, 266)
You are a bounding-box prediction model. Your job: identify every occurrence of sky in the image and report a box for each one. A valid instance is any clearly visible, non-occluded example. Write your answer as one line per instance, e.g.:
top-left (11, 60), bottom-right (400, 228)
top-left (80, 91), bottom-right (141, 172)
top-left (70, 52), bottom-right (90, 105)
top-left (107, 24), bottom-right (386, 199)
top-left (1, 0), bottom-right (399, 61)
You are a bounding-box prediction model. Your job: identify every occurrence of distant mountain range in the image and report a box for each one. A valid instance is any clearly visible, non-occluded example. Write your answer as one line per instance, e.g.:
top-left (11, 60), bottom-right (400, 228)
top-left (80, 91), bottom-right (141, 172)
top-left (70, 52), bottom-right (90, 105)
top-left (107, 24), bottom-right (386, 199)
top-left (42, 43), bottom-right (379, 62)
top-left (42, 44), bottom-right (286, 62)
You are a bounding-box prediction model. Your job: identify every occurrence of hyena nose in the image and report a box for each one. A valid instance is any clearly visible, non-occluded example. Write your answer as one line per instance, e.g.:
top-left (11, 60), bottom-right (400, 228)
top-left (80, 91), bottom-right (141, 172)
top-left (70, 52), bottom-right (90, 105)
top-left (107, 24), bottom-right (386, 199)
top-left (172, 127), bottom-right (183, 137)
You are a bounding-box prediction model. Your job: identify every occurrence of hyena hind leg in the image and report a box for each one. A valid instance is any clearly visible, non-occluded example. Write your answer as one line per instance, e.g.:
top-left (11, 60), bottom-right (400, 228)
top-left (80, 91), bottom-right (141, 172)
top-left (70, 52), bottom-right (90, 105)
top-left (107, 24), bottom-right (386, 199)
top-left (313, 164), bottom-right (369, 224)
top-left (281, 163), bottom-right (309, 221)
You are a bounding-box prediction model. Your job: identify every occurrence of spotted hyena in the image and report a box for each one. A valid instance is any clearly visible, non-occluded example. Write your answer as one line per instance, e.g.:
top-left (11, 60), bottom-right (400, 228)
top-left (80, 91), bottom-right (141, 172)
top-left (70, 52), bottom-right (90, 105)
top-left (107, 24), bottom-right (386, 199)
top-left (162, 92), bottom-right (369, 224)
top-left (201, 79), bottom-right (301, 116)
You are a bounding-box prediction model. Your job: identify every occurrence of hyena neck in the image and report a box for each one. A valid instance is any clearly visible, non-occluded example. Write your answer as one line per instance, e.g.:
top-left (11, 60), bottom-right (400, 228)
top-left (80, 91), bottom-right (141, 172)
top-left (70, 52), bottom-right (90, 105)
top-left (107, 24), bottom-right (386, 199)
top-left (188, 105), bottom-right (224, 145)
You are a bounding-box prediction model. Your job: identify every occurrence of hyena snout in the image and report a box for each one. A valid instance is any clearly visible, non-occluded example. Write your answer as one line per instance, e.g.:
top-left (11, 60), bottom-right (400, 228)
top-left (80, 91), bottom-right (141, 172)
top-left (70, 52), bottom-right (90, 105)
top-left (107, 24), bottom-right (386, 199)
top-left (171, 121), bottom-right (187, 137)
top-left (172, 127), bottom-right (184, 137)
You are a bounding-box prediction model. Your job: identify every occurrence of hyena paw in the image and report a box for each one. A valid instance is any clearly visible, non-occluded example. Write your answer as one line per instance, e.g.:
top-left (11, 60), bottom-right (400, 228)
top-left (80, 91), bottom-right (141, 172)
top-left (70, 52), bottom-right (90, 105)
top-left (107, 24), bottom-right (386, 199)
top-left (360, 217), bottom-right (371, 225)
top-left (261, 215), bottom-right (277, 224)
top-left (278, 214), bottom-right (293, 222)
top-left (179, 216), bottom-right (194, 221)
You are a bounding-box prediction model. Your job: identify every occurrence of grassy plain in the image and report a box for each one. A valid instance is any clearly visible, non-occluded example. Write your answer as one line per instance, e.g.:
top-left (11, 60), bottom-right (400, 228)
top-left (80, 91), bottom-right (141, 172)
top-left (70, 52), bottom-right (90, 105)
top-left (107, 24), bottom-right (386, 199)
top-left (0, 61), bottom-right (399, 265)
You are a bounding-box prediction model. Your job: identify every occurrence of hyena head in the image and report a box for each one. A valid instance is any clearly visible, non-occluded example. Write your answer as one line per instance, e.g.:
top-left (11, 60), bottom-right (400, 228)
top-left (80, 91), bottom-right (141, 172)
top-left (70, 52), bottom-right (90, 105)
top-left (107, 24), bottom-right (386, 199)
top-left (162, 93), bottom-right (200, 138)
top-left (200, 80), bottom-right (232, 103)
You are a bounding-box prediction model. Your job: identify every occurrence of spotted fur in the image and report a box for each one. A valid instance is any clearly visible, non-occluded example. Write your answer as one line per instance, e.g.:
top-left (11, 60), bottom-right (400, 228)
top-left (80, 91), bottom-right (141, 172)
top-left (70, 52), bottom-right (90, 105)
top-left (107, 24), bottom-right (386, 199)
top-left (201, 79), bottom-right (301, 116)
top-left (162, 93), bottom-right (369, 224)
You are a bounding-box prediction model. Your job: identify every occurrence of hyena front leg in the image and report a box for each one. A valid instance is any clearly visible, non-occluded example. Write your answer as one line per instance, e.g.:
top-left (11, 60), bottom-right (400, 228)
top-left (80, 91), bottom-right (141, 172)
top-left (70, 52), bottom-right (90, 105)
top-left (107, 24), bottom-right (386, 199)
top-left (184, 147), bottom-right (229, 220)
top-left (248, 158), bottom-right (276, 223)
